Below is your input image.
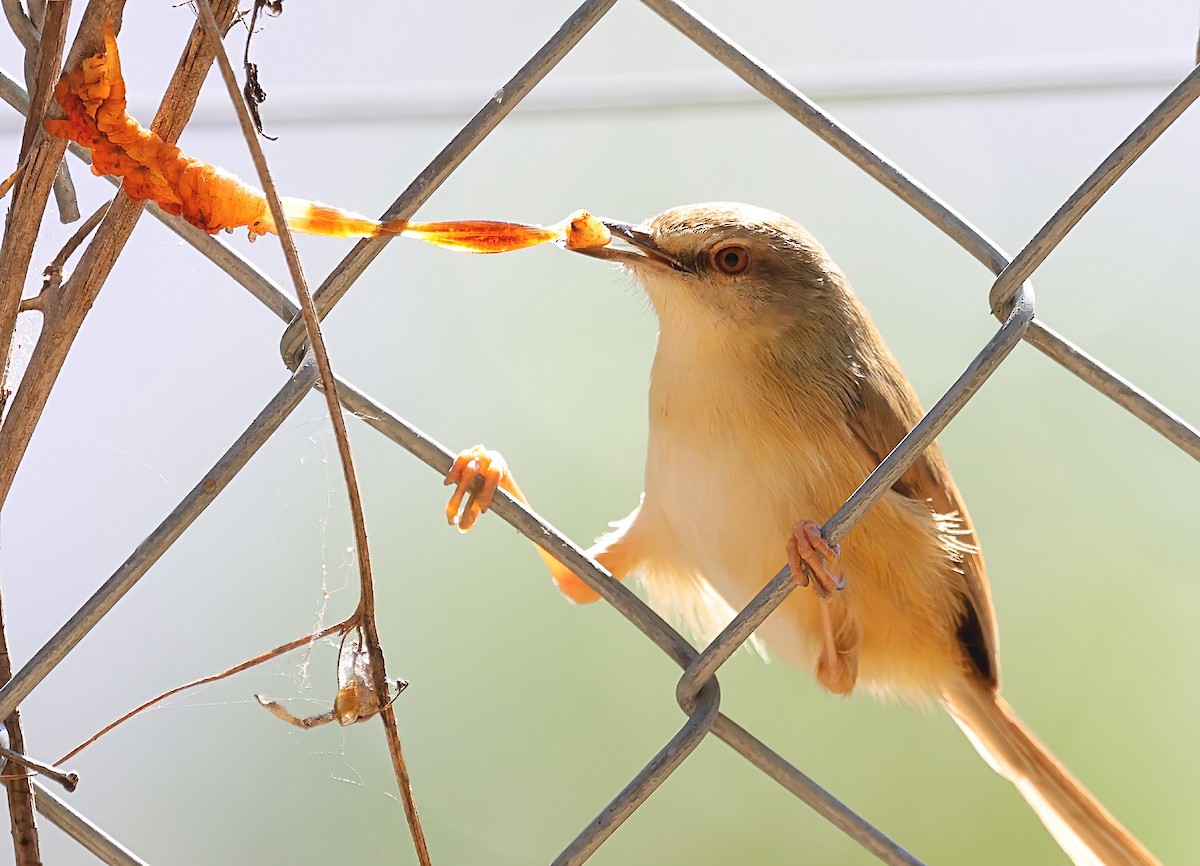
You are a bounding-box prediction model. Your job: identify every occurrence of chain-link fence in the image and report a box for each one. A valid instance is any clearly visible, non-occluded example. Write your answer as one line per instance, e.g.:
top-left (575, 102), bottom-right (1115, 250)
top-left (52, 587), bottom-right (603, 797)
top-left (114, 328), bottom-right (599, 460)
top-left (1, 1), bottom-right (1196, 864)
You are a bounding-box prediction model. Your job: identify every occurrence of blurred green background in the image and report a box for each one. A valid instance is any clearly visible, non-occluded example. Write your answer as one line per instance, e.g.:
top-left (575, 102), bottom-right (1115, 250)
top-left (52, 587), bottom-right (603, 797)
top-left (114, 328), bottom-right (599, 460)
top-left (2, 2), bottom-right (1198, 864)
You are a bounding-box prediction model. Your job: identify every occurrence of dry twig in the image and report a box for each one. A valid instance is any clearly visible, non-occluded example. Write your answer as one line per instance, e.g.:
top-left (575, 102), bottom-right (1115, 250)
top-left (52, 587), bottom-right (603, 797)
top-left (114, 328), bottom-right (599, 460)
top-left (0, 0), bottom-right (80, 425)
top-left (2, 0), bottom-right (78, 222)
top-left (0, 11), bottom-right (240, 861)
top-left (0, 4), bottom-right (76, 862)
top-left (57, 620), bottom-right (349, 764)
top-left (193, 3), bottom-right (431, 863)
top-left (240, 0), bottom-right (282, 139)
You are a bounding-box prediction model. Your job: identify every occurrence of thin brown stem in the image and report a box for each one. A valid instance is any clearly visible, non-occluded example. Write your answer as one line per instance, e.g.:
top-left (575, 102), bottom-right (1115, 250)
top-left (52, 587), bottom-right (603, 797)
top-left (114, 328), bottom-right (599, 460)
top-left (28, 3), bottom-right (80, 223)
top-left (0, 583), bottom-right (40, 865)
top-left (0, 153), bottom-right (30, 199)
top-left (19, 1), bottom-right (67, 163)
top-left (37, 198), bottom-right (110, 303)
top-left (0, 0), bottom-right (78, 427)
top-left (57, 618), bottom-right (351, 764)
top-left (0, 746), bottom-right (76, 793)
top-left (193, 4), bottom-right (430, 862)
top-left (0, 11), bottom-right (238, 861)
top-left (0, 6), bottom-right (75, 861)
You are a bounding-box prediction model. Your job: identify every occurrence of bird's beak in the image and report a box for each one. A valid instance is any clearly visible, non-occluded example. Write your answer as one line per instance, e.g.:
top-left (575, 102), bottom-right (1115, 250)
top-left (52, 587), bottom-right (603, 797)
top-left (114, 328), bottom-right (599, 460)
top-left (569, 220), bottom-right (691, 274)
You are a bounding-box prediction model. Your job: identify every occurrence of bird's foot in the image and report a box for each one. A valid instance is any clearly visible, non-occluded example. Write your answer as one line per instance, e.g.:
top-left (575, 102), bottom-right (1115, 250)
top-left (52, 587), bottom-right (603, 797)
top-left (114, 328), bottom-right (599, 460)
top-left (786, 519), bottom-right (856, 693)
top-left (786, 519), bottom-right (843, 600)
top-left (444, 445), bottom-right (509, 532)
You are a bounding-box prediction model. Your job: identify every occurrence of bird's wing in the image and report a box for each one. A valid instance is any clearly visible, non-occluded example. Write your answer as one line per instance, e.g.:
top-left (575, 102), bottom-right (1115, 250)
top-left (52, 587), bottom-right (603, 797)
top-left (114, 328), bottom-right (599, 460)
top-left (843, 357), bottom-right (1000, 687)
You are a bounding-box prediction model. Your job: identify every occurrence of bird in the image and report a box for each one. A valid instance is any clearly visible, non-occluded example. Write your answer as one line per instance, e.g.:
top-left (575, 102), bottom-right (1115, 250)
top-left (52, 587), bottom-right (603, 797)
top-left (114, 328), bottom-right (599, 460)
top-left (443, 202), bottom-right (1158, 866)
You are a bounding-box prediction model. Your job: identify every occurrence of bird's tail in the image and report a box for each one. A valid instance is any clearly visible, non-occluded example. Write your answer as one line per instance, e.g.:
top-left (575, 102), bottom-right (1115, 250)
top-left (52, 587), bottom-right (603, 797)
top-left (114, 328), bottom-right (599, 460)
top-left (941, 677), bottom-right (1158, 866)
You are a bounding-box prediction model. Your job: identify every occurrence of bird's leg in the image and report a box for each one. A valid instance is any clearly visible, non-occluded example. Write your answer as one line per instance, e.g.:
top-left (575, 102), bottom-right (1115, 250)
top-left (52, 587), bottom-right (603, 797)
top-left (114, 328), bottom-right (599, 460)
top-left (815, 604), bottom-right (859, 695)
top-left (444, 445), bottom-right (624, 604)
top-left (786, 519), bottom-right (856, 694)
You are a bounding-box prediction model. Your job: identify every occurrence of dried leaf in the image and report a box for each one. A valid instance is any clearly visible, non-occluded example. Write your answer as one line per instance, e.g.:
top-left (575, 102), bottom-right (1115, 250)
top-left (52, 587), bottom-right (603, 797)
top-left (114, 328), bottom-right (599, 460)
top-left (242, 61), bottom-right (276, 140)
top-left (256, 634), bottom-right (408, 731)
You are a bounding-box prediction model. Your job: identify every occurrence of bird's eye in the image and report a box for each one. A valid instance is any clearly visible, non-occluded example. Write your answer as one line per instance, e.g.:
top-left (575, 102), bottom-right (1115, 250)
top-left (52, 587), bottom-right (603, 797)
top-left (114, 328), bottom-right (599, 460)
top-left (711, 245), bottom-right (750, 275)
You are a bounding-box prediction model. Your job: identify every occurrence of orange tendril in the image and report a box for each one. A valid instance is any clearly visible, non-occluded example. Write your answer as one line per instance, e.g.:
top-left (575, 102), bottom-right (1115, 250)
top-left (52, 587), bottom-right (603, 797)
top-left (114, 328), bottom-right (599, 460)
top-left (43, 21), bottom-right (613, 254)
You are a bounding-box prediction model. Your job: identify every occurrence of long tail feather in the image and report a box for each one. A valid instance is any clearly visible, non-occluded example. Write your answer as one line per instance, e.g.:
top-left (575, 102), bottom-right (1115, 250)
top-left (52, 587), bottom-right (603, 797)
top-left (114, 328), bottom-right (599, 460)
top-left (942, 678), bottom-right (1158, 866)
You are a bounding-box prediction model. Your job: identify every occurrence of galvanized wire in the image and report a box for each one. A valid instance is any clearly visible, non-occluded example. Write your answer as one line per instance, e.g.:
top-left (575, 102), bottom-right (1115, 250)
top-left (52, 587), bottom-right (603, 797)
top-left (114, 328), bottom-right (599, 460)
top-left (0, 359), bottom-right (319, 721)
top-left (277, 0), bottom-right (621, 367)
top-left (553, 680), bottom-right (722, 866)
top-left (988, 65), bottom-right (1200, 315)
top-left (32, 780), bottom-right (148, 866)
top-left (640, 0), bottom-right (1200, 463)
top-left (330, 373), bottom-right (925, 865)
top-left (1, 1), bottom-right (1196, 864)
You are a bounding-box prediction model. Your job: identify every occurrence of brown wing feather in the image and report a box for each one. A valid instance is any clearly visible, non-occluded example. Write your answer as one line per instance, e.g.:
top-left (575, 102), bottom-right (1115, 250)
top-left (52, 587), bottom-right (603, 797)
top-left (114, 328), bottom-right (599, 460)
top-left (844, 350), bottom-right (1000, 688)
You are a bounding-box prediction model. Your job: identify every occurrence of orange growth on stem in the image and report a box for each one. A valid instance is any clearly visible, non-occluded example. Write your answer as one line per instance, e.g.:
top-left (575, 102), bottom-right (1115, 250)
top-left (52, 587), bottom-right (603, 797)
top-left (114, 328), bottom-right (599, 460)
top-left (44, 19), bottom-right (283, 235)
top-left (43, 21), bottom-right (614, 254)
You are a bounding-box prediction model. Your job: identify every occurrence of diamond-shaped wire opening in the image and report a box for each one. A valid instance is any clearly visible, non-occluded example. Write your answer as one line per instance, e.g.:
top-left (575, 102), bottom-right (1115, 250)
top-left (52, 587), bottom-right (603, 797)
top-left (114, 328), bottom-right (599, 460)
top-left (2, 2), bottom-right (1196, 864)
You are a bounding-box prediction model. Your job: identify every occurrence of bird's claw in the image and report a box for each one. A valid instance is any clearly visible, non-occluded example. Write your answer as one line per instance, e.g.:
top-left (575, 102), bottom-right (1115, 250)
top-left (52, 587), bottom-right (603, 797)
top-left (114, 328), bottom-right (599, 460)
top-left (786, 519), bottom-right (842, 600)
top-left (444, 445), bottom-right (508, 532)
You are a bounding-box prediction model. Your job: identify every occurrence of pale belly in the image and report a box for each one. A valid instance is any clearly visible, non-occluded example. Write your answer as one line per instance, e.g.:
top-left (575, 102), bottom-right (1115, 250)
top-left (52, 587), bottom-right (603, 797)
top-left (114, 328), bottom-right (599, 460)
top-left (631, 417), bottom-right (967, 696)
top-left (636, 418), bottom-right (827, 669)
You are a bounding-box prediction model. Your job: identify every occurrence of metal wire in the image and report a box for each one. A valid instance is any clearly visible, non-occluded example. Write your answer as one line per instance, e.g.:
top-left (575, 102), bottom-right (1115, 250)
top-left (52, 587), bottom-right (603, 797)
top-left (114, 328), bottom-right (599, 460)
top-left (277, 0), bottom-right (621, 368)
top-left (32, 780), bottom-right (148, 866)
top-left (1, 1), bottom-right (1196, 864)
top-left (0, 359), bottom-right (319, 721)
top-left (1022, 321), bottom-right (1200, 462)
top-left (988, 65), bottom-right (1200, 314)
top-left (641, 0), bottom-right (1200, 464)
top-left (553, 680), bottom-right (722, 866)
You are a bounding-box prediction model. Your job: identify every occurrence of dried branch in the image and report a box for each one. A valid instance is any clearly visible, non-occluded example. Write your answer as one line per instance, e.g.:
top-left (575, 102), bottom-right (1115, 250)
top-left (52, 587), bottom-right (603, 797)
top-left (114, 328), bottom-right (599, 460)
top-left (0, 579), bottom-right (40, 864)
top-left (16, 0), bottom-right (63, 159)
top-left (0, 6), bottom-right (76, 861)
top-left (240, 0), bottom-right (278, 139)
top-left (0, 0), bottom-right (239, 508)
top-left (17, 0), bottom-right (78, 223)
top-left (193, 3), bottom-right (432, 862)
top-left (255, 631), bottom-right (408, 730)
top-left (0, 744), bottom-right (76, 793)
top-left (0, 0), bottom-right (82, 424)
top-left (2, 0), bottom-right (39, 51)
top-left (0, 12), bottom-right (237, 857)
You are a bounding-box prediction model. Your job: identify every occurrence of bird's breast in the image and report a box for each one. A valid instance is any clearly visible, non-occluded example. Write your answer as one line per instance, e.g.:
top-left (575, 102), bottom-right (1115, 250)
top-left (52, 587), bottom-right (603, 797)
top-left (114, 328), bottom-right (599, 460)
top-left (635, 335), bottom-right (968, 690)
top-left (640, 340), bottom-right (838, 605)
